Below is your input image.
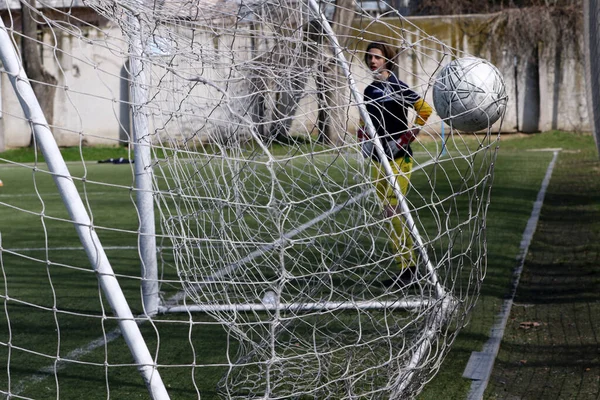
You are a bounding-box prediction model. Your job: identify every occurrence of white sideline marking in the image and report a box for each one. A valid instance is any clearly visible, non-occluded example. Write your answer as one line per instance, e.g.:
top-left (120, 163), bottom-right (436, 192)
top-left (0, 192), bottom-right (118, 199)
top-left (9, 328), bottom-right (123, 396)
top-left (464, 150), bottom-right (560, 399)
top-left (5, 245), bottom-right (175, 252)
top-left (6, 246), bottom-right (138, 252)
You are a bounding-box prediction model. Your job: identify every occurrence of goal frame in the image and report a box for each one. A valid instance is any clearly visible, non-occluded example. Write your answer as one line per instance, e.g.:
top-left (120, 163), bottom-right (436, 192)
top-left (0, 16), bottom-right (171, 400)
top-left (584, 0), bottom-right (600, 157)
top-left (130, 4), bottom-right (455, 395)
top-left (136, 0), bottom-right (448, 315)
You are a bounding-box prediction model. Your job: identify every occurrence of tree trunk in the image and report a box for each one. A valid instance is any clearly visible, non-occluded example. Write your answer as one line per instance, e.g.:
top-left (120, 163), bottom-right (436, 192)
top-left (315, 0), bottom-right (354, 145)
top-left (21, 0), bottom-right (57, 146)
top-left (267, 20), bottom-right (322, 144)
top-left (265, 1), bottom-right (355, 145)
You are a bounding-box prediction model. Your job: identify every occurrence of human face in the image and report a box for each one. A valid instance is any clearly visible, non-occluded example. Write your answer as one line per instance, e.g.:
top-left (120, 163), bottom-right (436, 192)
top-left (365, 48), bottom-right (388, 78)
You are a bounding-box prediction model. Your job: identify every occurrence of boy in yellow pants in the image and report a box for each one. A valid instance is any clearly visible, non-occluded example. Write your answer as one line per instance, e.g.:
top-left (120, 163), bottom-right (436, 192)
top-left (359, 41), bottom-right (432, 285)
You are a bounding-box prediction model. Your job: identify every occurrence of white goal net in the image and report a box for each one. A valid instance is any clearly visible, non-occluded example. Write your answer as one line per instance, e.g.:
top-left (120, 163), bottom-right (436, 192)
top-left (0, 0), bottom-right (505, 398)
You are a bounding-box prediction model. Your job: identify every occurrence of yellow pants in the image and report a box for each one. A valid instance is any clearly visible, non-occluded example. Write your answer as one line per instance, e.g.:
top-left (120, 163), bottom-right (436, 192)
top-left (371, 156), bottom-right (415, 270)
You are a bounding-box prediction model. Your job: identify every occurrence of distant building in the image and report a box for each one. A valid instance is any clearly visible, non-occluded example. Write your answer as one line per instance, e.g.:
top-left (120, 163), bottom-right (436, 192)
top-left (358, 0), bottom-right (417, 16)
top-left (387, 0), bottom-right (416, 15)
top-left (356, 0), bottom-right (392, 17)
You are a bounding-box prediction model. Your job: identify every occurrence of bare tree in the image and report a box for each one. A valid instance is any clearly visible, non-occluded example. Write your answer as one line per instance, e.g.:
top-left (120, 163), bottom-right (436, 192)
top-left (21, 0), bottom-right (57, 146)
top-left (267, 19), bottom-right (323, 144)
top-left (249, 0), bottom-right (355, 145)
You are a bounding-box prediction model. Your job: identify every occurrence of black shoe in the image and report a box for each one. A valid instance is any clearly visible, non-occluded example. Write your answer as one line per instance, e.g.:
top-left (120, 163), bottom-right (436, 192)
top-left (382, 265), bottom-right (418, 288)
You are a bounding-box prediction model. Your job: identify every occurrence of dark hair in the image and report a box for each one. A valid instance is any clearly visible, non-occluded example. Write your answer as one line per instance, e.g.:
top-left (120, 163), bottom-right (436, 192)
top-left (364, 41), bottom-right (397, 71)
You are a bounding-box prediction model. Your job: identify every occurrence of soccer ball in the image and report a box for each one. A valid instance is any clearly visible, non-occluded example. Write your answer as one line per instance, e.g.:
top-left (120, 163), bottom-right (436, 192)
top-left (261, 290), bottom-right (278, 305)
top-left (433, 57), bottom-right (507, 132)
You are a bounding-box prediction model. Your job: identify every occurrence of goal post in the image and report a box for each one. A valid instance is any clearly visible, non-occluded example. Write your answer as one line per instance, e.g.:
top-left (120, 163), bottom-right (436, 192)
top-left (584, 0), bottom-right (600, 157)
top-left (128, 11), bottom-right (160, 317)
top-left (304, 0), bottom-right (447, 301)
top-left (0, 17), bottom-right (170, 400)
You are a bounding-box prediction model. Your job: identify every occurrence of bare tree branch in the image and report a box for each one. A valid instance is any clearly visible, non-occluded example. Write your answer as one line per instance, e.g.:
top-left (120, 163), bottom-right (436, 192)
top-left (21, 0), bottom-right (57, 146)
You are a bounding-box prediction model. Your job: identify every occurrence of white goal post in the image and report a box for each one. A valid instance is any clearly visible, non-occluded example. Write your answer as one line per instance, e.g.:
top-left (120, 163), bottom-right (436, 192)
top-left (137, 0), bottom-right (447, 313)
top-left (584, 0), bottom-right (600, 157)
top-left (0, 17), bottom-right (169, 399)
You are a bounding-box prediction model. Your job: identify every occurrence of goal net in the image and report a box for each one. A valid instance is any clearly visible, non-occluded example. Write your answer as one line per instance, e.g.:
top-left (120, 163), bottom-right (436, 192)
top-left (0, 0), bottom-right (504, 398)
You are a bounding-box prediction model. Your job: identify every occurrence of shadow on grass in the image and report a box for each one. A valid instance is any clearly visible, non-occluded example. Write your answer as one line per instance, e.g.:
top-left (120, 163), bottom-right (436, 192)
top-left (485, 151), bottom-right (600, 399)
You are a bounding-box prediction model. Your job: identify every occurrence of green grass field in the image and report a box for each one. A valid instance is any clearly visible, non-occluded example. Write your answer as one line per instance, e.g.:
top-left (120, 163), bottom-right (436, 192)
top-left (0, 131), bottom-right (597, 399)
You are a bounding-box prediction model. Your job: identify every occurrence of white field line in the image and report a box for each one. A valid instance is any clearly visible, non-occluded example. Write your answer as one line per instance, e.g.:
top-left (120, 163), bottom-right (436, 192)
top-left (8, 153), bottom-right (444, 395)
top-left (0, 192), bottom-right (118, 199)
top-left (464, 150), bottom-right (559, 399)
top-left (6, 245), bottom-right (175, 252)
top-left (8, 329), bottom-right (124, 397)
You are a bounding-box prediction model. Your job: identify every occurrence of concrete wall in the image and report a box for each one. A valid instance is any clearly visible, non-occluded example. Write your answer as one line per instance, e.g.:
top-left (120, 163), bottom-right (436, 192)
top-left (347, 14), bottom-right (588, 134)
top-left (0, 9), bottom-right (127, 148)
top-left (0, 12), bottom-right (588, 150)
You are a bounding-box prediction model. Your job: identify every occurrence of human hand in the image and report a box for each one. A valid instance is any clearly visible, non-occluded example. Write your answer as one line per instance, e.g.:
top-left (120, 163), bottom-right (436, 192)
top-left (395, 127), bottom-right (420, 149)
top-left (358, 127), bottom-right (375, 158)
top-left (357, 127), bottom-right (367, 142)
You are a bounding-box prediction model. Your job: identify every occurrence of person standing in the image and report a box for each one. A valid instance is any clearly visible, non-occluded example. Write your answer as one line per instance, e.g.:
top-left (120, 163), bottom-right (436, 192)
top-left (359, 41), bottom-right (432, 285)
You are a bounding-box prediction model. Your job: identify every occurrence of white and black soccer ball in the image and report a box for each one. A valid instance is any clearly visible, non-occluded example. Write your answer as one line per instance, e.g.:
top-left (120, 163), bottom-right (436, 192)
top-left (433, 57), bottom-right (507, 132)
top-left (261, 290), bottom-right (278, 305)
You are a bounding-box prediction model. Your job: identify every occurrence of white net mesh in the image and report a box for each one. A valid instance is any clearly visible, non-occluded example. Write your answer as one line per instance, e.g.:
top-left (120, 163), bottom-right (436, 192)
top-left (0, 0), bottom-right (505, 398)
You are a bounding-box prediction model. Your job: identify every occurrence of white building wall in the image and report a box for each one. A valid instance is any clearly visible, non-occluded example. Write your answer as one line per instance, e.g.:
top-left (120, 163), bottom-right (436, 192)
top-left (50, 24), bottom-right (128, 146)
top-left (1, 18), bottom-right (127, 148)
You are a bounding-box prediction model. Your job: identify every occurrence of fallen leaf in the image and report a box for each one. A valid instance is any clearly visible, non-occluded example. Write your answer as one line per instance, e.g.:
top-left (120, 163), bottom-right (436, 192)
top-left (519, 321), bottom-right (541, 329)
